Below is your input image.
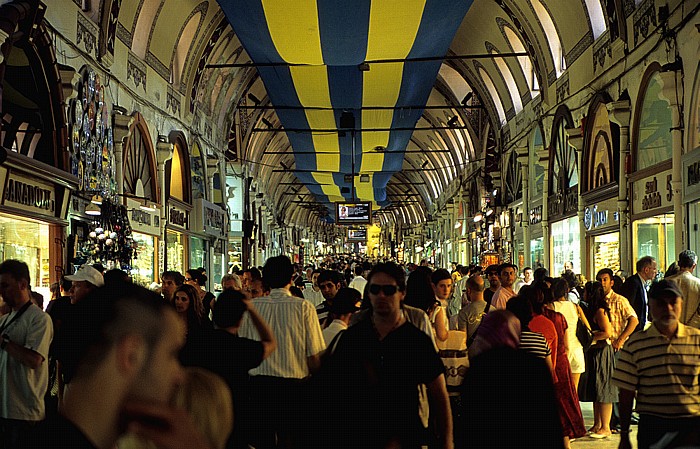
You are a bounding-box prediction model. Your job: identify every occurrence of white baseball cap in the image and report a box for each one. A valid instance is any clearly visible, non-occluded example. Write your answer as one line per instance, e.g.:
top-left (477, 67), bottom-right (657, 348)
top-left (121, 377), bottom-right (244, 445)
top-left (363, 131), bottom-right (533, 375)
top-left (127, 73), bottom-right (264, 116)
top-left (65, 265), bottom-right (105, 287)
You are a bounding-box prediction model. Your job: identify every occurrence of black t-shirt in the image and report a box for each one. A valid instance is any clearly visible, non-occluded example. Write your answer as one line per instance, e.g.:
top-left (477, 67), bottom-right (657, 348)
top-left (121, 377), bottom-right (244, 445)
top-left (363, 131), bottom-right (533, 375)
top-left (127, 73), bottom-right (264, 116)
top-left (324, 317), bottom-right (444, 447)
top-left (29, 414), bottom-right (97, 449)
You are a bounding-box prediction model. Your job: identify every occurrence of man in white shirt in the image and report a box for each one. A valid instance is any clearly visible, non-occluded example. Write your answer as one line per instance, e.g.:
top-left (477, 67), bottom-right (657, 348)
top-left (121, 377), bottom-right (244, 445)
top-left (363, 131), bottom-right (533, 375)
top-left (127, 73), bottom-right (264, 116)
top-left (302, 269), bottom-right (324, 307)
top-left (322, 288), bottom-right (361, 346)
top-left (348, 265), bottom-right (368, 295)
top-left (0, 260), bottom-right (53, 449)
top-left (239, 255), bottom-right (325, 448)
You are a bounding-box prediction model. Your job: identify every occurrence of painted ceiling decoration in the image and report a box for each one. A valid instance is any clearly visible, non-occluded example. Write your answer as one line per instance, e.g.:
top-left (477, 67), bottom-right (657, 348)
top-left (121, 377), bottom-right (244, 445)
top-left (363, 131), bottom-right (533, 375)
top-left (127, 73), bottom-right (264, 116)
top-left (218, 0), bottom-right (473, 220)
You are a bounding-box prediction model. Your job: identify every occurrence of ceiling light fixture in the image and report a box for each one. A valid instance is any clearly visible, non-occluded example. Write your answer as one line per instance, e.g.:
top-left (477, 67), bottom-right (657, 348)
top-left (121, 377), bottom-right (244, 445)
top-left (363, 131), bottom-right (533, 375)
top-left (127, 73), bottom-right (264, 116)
top-left (461, 91), bottom-right (473, 105)
top-left (90, 194), bottom-right (102, 205)
top-left (360, 174), bottom-right (370, 183)
top-left (474, 212), bottom-right (484, 222)
top-left (85, 202), bottom-right (101, 216)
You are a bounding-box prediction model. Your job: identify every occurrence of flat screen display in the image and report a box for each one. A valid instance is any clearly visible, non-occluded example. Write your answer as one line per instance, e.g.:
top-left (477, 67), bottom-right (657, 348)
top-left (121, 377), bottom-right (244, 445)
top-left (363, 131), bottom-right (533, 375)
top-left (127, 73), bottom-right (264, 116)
top-left (347, 227), bottom-right (367, 242)
top-left (336, 202), bottom-right (372, 224)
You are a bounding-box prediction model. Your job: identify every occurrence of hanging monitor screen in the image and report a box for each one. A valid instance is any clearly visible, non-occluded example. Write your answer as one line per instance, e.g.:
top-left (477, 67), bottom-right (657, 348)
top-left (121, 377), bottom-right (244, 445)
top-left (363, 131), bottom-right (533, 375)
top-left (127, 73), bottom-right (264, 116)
top-left (347, 227), bottom-right (368, 242)
top-left (336, 202), bottom-right (372, 224)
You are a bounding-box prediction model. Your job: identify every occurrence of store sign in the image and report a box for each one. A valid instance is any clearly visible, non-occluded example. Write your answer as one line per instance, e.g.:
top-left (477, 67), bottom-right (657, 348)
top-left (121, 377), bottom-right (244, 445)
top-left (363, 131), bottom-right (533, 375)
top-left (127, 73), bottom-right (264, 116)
top-left (529, 205), bottom-right (543, 225)
top-left (193, 199), bottom-right (226, 239)
top-left (633, 169), bottom-right (673, 214)
top-left (125, 199), bottom-right (160, 236)
top-left (682, 148), bottom-right (700, 203)
top-left (584, 204), bottom-right (619, 230)
top-left (168, 205), bottom-right (189, 229)
top-left (3, 172), bottom-right (56, 217)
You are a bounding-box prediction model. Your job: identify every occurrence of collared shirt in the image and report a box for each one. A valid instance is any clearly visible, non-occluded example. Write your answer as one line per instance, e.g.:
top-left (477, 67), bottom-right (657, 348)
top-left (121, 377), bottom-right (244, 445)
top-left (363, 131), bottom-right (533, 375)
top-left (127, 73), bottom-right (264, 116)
top-left (0, 302), bottom-right (53, 420)
top-left (348, 276), bottom-right (367, 295)
top-left (302, 287), bottom-right (324, 308)
top-left (606, 290), bottom-right (637, 342)
top-left (612, 322), bottom-right (700, 418)
top-left (491, 287), bottom-right (516, 310)
top-left (639, 273), bottom-right (650, 324)
top-left (322, 319), bottom-right (347, 347)
top-left (239, 288), bottom-right (325, 379)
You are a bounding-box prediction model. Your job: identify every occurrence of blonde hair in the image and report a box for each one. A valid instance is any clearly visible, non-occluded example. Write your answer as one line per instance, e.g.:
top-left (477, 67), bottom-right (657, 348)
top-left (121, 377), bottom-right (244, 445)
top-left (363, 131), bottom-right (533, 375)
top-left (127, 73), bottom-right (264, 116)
top-left (117, 367), bottom-right (233, 449)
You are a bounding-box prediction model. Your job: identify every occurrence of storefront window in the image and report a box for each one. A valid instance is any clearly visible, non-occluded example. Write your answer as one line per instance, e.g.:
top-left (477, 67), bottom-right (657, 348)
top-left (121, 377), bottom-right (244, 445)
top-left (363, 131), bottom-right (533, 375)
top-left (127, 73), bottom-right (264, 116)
top-left (212, 253), bottom-right (225, 291)
top-left (636, 72), bottom-right (673, 170)
top-left (0, 213), bottom-right (50, 300)
top-left (530, 237), bottom-right (544, 269)
top-left (132, 232), bottom-right (155, 287)
top-left (633, 214), bottom-right (674, 274)
top-left (517, 241), bottom-right (525, 269)
top-left (551, 216), bottom-right (581, 275)
top-left (190, 237), bottom-right (206, 271)
top-left (166, 230), bottom-right (186, 273)
top-left (593, 232), bottom-right (620, 275)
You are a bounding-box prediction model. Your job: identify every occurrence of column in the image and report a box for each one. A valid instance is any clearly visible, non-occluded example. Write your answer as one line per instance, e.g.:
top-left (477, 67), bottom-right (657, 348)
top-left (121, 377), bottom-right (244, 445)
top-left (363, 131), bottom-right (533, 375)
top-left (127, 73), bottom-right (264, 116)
top-left (607, 100), bottom-right (631, 273)
top-left (538, 146), bottom-right (551, 270)
top-left (112, 110), bottom-right (134, 197)
top-left (517, 145), bottom-right (530, 267)
top-left (660, 71), bottom-right (684, 259)
top-left (566, 126), bottom-right (586, 276)
top-left (156, 137), bottom-right (173, 275)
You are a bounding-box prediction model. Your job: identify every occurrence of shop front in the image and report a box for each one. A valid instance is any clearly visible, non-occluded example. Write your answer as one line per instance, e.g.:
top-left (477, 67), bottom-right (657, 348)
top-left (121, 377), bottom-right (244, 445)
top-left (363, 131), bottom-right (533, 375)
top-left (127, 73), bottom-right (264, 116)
top-left (631, 168), bottom-right (674, 273)
top-left (685, 138), bottom-right (700, 254)
top-left (583, 198), bottom-right (620, 275)
top-left (166, 202), bottom-right (190, 274)
top-left (529, 203), bottom-right (544, 269)
top-left (126, 198), bottom-right (160, 287)
top-left (193, 198), bottom-right (227, 289)
top-left (0, 156), bottom-right (73, 300)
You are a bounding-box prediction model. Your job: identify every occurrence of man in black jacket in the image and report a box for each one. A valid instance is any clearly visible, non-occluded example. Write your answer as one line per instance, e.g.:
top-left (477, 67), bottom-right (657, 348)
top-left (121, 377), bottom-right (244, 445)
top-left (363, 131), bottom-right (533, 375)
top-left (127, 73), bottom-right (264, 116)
top-left (620, 256), bottom-right (658, 332)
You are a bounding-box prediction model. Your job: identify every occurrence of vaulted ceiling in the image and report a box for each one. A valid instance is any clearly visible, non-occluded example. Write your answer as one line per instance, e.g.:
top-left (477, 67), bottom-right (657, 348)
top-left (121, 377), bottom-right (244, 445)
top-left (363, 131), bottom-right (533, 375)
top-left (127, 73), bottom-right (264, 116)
top-left (98, 0), bottom-right (613, 227)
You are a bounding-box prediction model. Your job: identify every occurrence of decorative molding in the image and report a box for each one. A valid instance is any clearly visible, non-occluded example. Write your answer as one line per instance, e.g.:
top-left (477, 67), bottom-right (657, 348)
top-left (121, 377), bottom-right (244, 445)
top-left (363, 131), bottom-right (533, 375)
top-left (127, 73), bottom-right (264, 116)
top-left (166, 85), bottom-right (181, 116)
top-left (593, 30), bottom-right (612, 72)
top-left (556, 74), bottom-right (570, 104)
top-left (76, 12), bottom-right (98, 57)
top-left (116, 22), bottom-right (132, 46)
top-left (633, 0), bottom-right (656, 46)
top-left (146, 51), bottom-right (170, 81)
top-left (105, 0), bottom-right (122, 57)
top-left (190, 18), bottom-right (227, 113)
top-left (568, 31), bottom-right (593, 66)
top-left (622, 0), bottom-right (635, 18)
top-left (127, 51), bottom-right (147, 90)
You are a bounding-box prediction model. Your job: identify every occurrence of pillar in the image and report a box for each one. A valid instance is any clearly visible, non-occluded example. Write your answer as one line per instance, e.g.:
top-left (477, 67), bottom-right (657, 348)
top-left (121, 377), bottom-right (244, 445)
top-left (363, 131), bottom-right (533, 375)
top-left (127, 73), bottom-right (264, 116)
top-left (517, 145), bottom-right (530, 267)
top-left (607, 100), bottom-right (631, 274)
top-left (660, 71), bottom-right (684, 260)
top-left (566, 126), bottom-right (586, 276)
top-left (112, 110), bottom-right (134, 197)
top-left (538, 145), bottom-right (551, 270)
top-left (156, 137), bottom-right (173, 275)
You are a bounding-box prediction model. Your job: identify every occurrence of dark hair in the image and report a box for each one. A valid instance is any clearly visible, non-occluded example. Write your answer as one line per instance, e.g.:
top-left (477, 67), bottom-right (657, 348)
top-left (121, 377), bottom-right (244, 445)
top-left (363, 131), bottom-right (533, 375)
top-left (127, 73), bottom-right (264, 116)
top-left (583, 281), bottom-right (609, 323)
top-left (56, 283), bottom-right (168, 384)
top-left (104, 269), bottom-right (130, 286)
top-left (550, 278), bottom-right (569, 301)
top-left (533, 267), bottom-right (549, 283)
top-left (431, 268), bottom-right (452, 285)
top-left (636, 256), bottom-right (655, 273)
top-left (61, 277), bottom-right (72, 293)
top-left (162, 271), bottom-right (185, 285)
top-left (354, 265), bottom-right (364, 276)
top-left (367, 262), bottom-right (406, 292)
top-left (499, 263), bottom-right (518, 275)
top-left (213, 289), bottom-right (247, 328)
top-left (612, 275), bottom-right (624, 293)
top-left (665, 262), bottom-right (681, 278)
top-left (263, 255), bottom-right (294, 289)
top-left (506, 295), bottom-right (533, 329)
top-left (289, 285), bottom-right (304, 299)
top-left (678, 250), bottom-right (697, 269)
top-left (595, 268), bottom-right (614, 280)
top-left (519, 284), bottom-right (546, 314)
top-left (186, 269), bottom-right (207, 287)
top-left (173, 284), bottom-right (204, 327)
top-left (91, 263), bottom-right (105, 274)
top-left (246, 267), bottom-right (263, 282)
top-left (31, 291), bottom-right (44, 309)
top-left (317, 270), bottom-right (344, 286)
top-left (484, 264), bottom-right (500, 275)
top-left (523, 267), bottom-right (532, 272)
top-left (0, 259), bottom-right (30, 284)
top-left (561, 270), bottom-right (577, 290)
top-left (405, 267), bottom-right (438, 312)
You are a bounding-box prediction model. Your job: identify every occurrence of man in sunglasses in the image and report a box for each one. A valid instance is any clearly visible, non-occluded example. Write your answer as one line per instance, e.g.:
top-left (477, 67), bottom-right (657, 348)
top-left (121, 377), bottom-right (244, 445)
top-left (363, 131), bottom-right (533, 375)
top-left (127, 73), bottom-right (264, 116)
top-left (315, 270), bottom-right (344, 326)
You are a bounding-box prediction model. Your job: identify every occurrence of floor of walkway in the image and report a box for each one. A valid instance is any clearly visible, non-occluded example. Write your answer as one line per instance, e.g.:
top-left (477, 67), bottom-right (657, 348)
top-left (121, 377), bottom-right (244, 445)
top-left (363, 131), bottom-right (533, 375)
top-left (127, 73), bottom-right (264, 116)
top-left (575, 401), bottom-right (635, 449)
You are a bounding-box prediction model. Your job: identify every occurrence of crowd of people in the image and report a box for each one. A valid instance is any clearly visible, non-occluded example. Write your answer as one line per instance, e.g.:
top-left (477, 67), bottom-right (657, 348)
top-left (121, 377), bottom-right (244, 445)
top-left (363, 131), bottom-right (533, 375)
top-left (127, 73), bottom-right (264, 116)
top-left (0, 251), bottom-right (699, 449)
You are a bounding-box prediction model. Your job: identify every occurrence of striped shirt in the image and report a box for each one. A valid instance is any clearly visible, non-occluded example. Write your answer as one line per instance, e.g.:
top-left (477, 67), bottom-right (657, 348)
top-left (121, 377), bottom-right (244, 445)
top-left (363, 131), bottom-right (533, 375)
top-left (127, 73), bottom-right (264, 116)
top-left (519, 331), bottom-right (551, 359)
top-left (612, 323), bottom-right (700, 418)
top-left (239, 288), bottom-right (326, 379)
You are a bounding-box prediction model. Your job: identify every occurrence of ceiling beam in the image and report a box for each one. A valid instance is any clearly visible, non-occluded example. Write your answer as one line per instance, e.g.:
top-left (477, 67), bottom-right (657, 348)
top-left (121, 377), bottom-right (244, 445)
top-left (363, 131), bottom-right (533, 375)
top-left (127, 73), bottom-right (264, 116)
top-left (236, 105), bottom-right (483, 110)
top-left (253, 125), bottom-right (471, 133)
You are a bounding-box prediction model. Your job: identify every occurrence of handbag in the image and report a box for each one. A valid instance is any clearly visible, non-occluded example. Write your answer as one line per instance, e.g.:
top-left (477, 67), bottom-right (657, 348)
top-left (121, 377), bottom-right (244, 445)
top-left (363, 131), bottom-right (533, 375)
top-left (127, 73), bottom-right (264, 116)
top-left (576, 318), bottom-right (594, 351)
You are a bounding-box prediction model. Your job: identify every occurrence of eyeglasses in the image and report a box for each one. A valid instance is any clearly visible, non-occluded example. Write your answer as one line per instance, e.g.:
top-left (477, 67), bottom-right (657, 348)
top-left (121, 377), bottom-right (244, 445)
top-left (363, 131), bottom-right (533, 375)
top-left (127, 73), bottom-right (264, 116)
top-left (369, 284), bottom-right (399, 296)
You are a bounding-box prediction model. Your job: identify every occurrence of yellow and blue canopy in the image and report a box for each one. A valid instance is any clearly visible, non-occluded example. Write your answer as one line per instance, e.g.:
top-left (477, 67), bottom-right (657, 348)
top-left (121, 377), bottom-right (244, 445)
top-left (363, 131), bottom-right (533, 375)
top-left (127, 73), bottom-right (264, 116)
top-left (219, 0), bottom-right (472, 220)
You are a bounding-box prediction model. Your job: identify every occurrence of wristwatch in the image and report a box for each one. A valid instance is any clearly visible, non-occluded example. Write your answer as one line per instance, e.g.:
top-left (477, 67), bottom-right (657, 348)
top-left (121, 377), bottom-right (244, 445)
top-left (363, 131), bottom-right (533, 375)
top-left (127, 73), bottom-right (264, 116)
top-left (0, 334), bottom-right (9, 350)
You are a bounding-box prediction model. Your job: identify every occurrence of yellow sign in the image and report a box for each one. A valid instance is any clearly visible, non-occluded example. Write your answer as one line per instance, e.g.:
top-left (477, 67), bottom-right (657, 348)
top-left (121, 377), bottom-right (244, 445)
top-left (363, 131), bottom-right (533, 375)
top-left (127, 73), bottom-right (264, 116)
top-left (367, 224), bottom-right (381, 252)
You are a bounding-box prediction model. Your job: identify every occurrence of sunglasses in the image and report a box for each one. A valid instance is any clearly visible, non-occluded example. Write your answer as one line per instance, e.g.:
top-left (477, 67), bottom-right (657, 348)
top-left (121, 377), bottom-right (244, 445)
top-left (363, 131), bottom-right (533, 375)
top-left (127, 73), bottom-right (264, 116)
top-left (369, 284), bottom-right (399, 296)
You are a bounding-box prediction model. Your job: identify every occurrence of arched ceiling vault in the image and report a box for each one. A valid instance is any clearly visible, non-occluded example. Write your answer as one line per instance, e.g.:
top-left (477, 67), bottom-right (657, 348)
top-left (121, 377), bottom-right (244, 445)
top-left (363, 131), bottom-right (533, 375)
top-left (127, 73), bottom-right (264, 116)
top-left (111, 0), bottom-right (614, 228)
